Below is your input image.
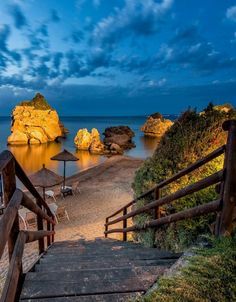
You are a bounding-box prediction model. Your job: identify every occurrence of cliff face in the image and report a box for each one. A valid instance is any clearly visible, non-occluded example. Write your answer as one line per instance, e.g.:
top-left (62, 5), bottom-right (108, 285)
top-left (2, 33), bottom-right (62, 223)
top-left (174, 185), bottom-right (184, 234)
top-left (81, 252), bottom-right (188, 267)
top-left (8, 93), bottom-right (65, 145)
top-left (141, 113), bottom-right (173, 137)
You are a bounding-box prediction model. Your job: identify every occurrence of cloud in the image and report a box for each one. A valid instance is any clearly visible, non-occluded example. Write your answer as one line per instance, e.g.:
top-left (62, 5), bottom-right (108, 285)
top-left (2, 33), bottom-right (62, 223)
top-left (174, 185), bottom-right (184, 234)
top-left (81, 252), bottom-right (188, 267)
top-left (92, 0), bottom-right (173, 47)
top-left (157, 25), bottom-right (236, 74)
top-left (8, 4), bottom-right (27, 29)
top-left (71, 30), bottom-right (84, 43)
top-left (0, 24), bottom-right (21, 69)
top-left (50, 9), bottom-right (60, 23)
top-left (0, 25), bottom-right (11, 52)
top-left (226, 6), bottom-right (236, 22)
top-left (93, 0), bottom-right (101, 8)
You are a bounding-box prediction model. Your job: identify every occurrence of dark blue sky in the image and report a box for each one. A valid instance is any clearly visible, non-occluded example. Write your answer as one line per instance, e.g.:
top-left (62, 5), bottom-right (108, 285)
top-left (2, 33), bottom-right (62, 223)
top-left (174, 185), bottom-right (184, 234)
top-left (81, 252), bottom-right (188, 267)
top-left (0, 0), bottom-right (236, 115)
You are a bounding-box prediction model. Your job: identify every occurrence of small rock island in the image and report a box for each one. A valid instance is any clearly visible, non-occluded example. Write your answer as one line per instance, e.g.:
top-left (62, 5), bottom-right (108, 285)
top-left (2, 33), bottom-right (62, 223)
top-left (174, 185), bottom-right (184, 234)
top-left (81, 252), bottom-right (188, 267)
top-left (8, 93), bottom-right (66, 145)
top-left (141, 112), bottom-right (173, 137)
top-left (74, 126), bottom-right (135, 155)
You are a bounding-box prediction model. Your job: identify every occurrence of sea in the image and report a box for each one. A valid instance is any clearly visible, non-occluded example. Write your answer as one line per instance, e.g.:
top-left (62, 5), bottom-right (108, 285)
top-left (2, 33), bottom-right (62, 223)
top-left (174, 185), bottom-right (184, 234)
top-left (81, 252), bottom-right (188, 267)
top-left (0, 115), bottom-right (178, 177)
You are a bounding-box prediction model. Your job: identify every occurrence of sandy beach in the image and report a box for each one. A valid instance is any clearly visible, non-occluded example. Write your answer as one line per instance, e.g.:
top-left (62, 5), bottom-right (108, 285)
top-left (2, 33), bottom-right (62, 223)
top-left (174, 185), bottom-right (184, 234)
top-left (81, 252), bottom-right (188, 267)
top-left (0, 155), bottom-right (143, 292)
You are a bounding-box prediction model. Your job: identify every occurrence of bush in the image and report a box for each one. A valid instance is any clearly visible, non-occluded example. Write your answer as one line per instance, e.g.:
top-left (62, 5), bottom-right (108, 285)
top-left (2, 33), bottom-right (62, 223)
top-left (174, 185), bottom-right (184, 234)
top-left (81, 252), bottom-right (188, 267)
top-left (133, 104), bottom-right (236, 251)
top-left (138, 237), bottom-right (236, 302)
top-left (20, 93), bottom-right (52, 110)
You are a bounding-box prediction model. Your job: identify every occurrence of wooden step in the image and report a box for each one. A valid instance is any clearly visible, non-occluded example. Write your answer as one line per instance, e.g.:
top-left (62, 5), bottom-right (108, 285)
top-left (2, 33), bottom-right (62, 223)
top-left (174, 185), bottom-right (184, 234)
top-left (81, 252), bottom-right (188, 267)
top-left (25, 266), bottom-right (165, 282)
top-left (42, 251), bottom-right (179, 261)
top-left (21, 278), bottom-right (148, 299)
top-left (35, 259), bottom-right (175, 272)
top-left (20, 238), bottom-right (180, 301)
top-left (20, 292), bottom-right (143, 301)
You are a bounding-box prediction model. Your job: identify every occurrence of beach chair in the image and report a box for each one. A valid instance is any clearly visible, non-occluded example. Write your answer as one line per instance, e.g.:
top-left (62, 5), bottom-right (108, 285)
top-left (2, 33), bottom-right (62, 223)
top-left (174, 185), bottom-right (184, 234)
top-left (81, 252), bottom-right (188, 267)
top-left (56, 206), bottom-right (70, 222)
top-left (45, 190), bottom-right (57, 202)
top-left (72, 180), bottom-right (81, 194)
top-left (48, 202), bottom-right (59, 223)
top-left (65, 180), bottom-right (81, 195)
top-left (26, 212), bottom-right (37, 229)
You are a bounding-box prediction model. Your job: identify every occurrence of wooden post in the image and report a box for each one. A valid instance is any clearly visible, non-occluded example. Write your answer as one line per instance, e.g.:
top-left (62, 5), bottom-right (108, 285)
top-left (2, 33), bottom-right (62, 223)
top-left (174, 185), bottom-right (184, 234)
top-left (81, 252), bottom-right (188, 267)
top-left (2, 158), bottom-right (19, 260)
top-left (46, 209), bottom-right (51, 247)
top-left (105, 218), bottom-right (108, 238)
top-left (154, 187), bottom-right (161, 220)
top-left (36, 200), bottom-right (45, 254)
top-left (218, 120), bottom-right (236, 236)
top-left (123, 208), bottom-right (127, 241)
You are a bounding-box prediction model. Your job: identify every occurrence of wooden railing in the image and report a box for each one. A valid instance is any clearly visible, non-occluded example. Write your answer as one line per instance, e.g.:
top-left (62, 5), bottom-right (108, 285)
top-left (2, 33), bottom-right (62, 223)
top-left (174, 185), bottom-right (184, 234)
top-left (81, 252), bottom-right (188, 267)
top-left (0, 151), bottom-right (55, 302)
top-left (105, 119), bottom-right (236, 240)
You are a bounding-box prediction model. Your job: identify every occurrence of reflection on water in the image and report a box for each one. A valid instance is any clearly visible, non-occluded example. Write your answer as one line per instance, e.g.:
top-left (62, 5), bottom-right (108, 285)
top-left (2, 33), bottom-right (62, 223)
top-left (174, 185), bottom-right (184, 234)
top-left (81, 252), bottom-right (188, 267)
top-left (0, 116), bottom-right (176, 177)
top-left (9, 143), bottom-right (61, 173)
top-left (9, 142), bottom-right (104, 176)
top-left (140, 136), bottom-right (160, 152)
top-left (74, 150), bottom-right (102, 171)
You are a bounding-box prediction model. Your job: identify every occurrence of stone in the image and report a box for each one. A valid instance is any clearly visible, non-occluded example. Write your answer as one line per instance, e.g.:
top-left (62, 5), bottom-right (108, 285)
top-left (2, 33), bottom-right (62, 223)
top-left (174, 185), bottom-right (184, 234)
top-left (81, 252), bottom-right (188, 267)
top-left (141, 113), bottom-right (173, 137)
top-left (110, 143), bottom-right (123, 154)
top-left (103, 126), bottom-right (135, 149)
top-left (7, 130), bottom-right (28, 145)
top-left (74, 128), bottom-right (105, 154)
top-left (74, 129), bottom-right (93, 150)
top-left (7, 93), bottom-right (66, 145)
top-left (90, 140), bottom-right (105, 154)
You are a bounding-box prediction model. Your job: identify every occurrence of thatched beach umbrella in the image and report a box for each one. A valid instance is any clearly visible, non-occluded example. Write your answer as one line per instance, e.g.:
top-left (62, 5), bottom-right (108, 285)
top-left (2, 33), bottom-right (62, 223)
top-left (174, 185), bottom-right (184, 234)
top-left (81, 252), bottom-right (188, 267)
top-left (29, 164), bottom-right (63, 200)
top-left (51, 149), bottom-right (79, 189)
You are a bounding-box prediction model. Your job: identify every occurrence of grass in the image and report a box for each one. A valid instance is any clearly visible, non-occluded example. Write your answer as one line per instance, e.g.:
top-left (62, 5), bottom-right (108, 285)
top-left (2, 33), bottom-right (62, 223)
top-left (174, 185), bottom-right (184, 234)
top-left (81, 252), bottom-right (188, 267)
top-left (137, 236), bottom-right (236, 302)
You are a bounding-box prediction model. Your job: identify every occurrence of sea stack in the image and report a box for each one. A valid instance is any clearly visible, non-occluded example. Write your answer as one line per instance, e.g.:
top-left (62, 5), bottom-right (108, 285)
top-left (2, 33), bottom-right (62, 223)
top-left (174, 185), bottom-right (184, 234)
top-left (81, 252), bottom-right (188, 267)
top-left (141, 112), bottom-right (173, 137)
top-left (74, 128), bottom-right (105, 154)
top-left (8, 93), bottom-right (66, 145)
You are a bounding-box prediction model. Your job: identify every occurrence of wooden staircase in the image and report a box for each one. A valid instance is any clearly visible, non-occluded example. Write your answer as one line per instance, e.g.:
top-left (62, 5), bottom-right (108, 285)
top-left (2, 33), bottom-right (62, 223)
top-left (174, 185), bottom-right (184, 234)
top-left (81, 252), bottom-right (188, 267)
top-left (20, 238), bottom-right (180, 301)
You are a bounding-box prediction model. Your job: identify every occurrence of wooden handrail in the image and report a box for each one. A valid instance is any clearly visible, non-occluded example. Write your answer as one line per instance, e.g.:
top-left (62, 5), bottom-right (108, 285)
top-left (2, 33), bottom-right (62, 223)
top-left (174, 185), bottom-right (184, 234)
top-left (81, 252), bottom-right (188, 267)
top-left (0, 189), bottom-right (23, 259)
top-left (0, 230), bottom-right (55, 302)
top-left (0, 232), bottom-right (26, 302)
top-left (106, 170), bottom-right (223, 227)
top-left (105, 120), bottom-right (236, 241)
top-left (106, 145), bottom-right (225, 220)
top-left (22, 194), bottom-right (55, 225)
top-left (105, 199), bottom-right (221, 234)
top-left (0, 150), bottom-right (57, 302)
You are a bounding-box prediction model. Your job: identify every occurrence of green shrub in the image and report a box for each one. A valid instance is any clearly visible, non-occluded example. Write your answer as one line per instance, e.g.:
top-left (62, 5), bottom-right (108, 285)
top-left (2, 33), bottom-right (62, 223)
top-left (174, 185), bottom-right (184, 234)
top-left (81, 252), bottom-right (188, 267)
top-left (133, 104), bottom-right (236, 251)
top-left (20, 93), bottom-right (52, 110)
top-left (138, 237), bottom-right (236, 302)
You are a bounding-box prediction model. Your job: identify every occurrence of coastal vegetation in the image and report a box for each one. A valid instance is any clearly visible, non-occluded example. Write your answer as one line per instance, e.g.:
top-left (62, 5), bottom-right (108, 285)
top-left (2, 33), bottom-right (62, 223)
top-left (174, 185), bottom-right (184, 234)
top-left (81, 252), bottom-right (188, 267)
top-left (133, 103), bottom-right (236, 251)
top-left (139, 236), bottom-right (236, 302)
top-left (19, 93), bottom-right (52, 110)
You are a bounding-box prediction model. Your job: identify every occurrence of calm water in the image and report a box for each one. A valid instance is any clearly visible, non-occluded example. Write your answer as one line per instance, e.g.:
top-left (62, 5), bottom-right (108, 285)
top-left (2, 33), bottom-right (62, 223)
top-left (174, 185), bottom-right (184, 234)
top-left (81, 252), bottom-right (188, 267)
top-left (0, 116), bottom-right (177, 177)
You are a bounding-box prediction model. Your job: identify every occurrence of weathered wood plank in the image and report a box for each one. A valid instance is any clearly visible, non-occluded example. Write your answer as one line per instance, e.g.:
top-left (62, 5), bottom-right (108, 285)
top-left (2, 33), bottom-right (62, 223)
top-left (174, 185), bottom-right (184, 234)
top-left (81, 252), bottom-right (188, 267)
top-left (35, 259), bottom-right (175, 272)
top-left (20, 292), bottom-right (143, 302)
top-left (21, 278), bottom-right (147, 299)
top-left (0, 189), bottom-right (23, 259)
top-left (25, 266), bottom-right (166, 282)
top-left (1, 232), bottom-right (26, 302)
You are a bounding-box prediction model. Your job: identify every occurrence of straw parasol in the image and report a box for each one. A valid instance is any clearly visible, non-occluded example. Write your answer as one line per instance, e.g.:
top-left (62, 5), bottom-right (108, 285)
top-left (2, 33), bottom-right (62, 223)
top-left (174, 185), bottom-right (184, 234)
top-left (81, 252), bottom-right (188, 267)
top-left (51, 149), bottom-right (79, 188)
top-left (29, 164), bottom-right (63, 200)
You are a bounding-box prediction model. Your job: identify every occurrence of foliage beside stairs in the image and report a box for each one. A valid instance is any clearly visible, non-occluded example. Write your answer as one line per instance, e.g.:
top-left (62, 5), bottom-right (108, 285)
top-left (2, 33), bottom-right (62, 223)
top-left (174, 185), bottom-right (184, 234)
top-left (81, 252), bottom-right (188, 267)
top-left (138, 236), bottom-right (236, 302)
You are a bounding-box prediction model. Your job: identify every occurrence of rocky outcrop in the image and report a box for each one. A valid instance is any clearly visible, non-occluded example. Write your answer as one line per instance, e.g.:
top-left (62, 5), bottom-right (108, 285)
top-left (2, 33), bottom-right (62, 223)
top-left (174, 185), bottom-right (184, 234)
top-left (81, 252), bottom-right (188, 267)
top-left (7, 93), bottom-right (66, 145)
top-left (74, 128), bottom-right (105, 154)
top-left (141, 113), bottom-right (173, 137)
top-left (103, 126), bottom-right (135, 149)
